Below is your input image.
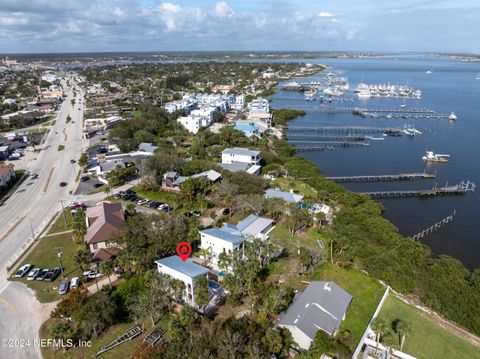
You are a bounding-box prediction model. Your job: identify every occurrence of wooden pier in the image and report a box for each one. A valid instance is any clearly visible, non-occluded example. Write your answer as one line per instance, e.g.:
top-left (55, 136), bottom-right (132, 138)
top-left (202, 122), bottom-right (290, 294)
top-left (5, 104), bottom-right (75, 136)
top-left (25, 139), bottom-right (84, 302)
top-left (288, 125), bottom-right (403, 135)
top-left (326, 172), bottom-right (435, 183)
top-left (273, 104), bottom-right (453, 120)
top-left (361, 181), bottom-right (475, 199)
top-left (293, 140), bottom-right (370, 147)
top-left (412, 211), bottom-right (456, 240)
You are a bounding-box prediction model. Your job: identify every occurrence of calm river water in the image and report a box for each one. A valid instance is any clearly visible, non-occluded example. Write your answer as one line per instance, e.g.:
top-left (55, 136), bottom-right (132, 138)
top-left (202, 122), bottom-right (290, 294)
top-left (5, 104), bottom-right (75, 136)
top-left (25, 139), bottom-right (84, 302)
top-left (270, 56), bottom-right (480, 269)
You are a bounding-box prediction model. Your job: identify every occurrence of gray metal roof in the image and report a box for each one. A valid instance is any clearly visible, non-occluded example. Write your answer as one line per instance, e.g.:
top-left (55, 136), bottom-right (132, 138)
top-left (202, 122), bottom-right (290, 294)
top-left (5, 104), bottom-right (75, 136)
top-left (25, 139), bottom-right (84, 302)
top-left (155, 255), bottom-right (209, 278)
top-left (277, 281), bottom-right (352, 338)
top-left (219, 162), bottom-right (251, 173)
top-left (200, 228), bottom-right (245, 246)
top-left (265, 188), bottom-right (304, 203)
top-left (234, 214), bottom-right (273, 237)
top-left (191, 169), bottom-right (222, 182)
top-left (222, 147), bottom-right (260, 157)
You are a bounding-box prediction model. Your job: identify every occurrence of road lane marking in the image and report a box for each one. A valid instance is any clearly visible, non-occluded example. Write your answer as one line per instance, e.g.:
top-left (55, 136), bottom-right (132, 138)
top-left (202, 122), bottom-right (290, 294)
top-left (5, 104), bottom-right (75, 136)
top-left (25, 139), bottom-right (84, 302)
top-left (43, 166), bottom-right (55, 193)
top-left (0, 213), bottom-right (27, 242)
top-left (0, 295), bottom-right (14, 311)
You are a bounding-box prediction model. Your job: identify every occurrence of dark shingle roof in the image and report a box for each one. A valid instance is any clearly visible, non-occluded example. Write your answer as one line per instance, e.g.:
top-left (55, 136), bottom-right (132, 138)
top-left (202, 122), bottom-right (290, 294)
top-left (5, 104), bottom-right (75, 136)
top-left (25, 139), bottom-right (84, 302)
top-left (277, 281), bottom-right (352, 338)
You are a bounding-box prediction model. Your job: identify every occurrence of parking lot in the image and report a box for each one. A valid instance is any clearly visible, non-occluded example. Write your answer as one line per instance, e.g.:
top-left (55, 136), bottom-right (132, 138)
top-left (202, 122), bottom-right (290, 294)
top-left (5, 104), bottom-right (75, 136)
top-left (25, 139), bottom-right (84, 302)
top-left (74, 175), bottom-right (105, 195)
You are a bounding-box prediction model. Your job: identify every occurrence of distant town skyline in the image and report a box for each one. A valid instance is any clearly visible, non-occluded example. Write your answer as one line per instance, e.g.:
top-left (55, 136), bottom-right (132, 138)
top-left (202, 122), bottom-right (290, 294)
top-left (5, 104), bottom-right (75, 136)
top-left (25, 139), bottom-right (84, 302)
top-left (0, 0), bottom-right (479, 54)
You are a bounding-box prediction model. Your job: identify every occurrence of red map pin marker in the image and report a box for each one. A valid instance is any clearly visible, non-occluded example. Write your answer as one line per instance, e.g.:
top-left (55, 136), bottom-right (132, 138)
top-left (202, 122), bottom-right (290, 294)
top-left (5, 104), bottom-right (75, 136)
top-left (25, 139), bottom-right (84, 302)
top-left (176, 242), bottom-right (192, 262)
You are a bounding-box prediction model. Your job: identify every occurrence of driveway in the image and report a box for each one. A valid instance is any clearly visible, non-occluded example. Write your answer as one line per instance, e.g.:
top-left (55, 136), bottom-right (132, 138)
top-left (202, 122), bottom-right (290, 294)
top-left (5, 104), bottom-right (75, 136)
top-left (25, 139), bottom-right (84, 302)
top-left (0, 282), bottom-right (57, 359)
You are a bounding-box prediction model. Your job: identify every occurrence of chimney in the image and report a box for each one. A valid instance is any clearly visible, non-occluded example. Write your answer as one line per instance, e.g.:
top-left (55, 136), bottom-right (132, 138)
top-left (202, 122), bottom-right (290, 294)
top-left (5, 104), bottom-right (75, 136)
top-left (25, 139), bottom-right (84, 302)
top-left (324, 282), bottom-right (332, 292)
top-left (290, 189), bottom-right (294, 194)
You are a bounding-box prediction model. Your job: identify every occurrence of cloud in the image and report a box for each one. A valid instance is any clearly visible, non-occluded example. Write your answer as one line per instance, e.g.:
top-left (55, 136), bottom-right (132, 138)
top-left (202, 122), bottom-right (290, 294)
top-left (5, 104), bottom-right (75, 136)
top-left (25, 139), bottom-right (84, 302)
top-left (318, 11), bottom-right (334, 17)
top-left (0, 1), bottom-right (357, 52)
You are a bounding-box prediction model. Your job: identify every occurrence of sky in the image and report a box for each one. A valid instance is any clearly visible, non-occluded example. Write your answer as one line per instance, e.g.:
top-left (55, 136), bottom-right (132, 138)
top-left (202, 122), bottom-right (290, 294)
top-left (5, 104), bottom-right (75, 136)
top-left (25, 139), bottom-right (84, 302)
top-left (0, 0), bottom-right (479, 54)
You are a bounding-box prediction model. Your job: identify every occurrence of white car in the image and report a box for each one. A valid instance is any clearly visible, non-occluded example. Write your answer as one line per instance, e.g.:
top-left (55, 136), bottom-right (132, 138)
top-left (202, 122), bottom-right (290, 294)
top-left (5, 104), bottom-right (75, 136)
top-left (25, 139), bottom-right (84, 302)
top-left (70, 277), bottom-right (80, 289)
top-left (83, 270), bottom-right (103, 280)
top-left (137, 199), bottom-right (149, 206)
top-left (27, 268), bottom-right (41, 281)
top-left (14, 264), bottom-right (33, 278)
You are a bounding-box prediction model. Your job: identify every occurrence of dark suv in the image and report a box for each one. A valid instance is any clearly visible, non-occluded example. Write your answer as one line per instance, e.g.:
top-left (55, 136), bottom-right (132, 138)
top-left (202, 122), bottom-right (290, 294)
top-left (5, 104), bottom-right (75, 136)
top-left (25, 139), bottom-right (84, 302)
top-left (44, 267), bottom-right (62, 282)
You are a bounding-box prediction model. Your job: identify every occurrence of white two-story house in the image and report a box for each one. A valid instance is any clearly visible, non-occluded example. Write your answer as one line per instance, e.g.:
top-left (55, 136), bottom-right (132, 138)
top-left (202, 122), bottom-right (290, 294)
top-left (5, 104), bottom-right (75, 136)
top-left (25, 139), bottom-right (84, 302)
top-left (221, 147), bottom-right (261, 165)
top-left (155, 255), bottom-right (210, 306)
top-left (200, 214), bottom-right (275, 267)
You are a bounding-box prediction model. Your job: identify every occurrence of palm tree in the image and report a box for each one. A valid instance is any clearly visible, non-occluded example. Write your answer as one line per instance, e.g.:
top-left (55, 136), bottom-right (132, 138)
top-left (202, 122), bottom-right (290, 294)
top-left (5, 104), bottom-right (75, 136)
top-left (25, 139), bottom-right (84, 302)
top-left (198, 247), bottom-right (211, 261)
top-left (99, 259), bottom-right (115, 289)
top-left (396, 320), bottom-right (411, 351)
top-left (371, 317), bottom-right (387, 351)
top-left (73, 249), bottom-right (91, 275)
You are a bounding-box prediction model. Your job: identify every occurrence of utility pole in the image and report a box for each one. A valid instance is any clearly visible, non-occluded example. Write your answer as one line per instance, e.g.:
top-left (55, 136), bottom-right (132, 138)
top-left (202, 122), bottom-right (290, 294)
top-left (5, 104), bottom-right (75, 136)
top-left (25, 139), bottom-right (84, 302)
top-left (330, 239), bottom-right (333, 265)
top-left (59, 200), bottom-right (67, 227)
top-left (55, 247), bottom-right (64, 279)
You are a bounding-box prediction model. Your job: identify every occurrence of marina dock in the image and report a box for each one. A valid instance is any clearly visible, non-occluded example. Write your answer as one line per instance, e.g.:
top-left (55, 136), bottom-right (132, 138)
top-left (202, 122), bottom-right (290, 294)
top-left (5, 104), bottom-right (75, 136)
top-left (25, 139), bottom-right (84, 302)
top-left (288, 125), bottom-right (403, 135)
top-left (326, 172), bottom-right (435, 183)
top-left (360, 180), bottom-right (475, 199)
top-left (274, 103), bottom-right (454, 120)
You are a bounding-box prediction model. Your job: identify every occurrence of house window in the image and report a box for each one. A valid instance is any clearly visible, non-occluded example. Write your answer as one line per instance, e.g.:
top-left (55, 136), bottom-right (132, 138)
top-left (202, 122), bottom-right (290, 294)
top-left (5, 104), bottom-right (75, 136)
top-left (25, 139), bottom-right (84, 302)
top-left (92, 243), bottom-right (98, 250)
top-left (105, 240), bottom-right (109, 247)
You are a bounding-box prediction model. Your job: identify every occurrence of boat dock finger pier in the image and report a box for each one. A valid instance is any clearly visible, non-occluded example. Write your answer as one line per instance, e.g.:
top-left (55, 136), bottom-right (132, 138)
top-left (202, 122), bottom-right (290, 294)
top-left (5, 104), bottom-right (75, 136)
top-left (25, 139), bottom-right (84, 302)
top-left (412, 211), bottom-right (456, 240)
top-left (361, 180), bottom-right (476, 199)
top-left (327, 172), bottom-right (435, 183)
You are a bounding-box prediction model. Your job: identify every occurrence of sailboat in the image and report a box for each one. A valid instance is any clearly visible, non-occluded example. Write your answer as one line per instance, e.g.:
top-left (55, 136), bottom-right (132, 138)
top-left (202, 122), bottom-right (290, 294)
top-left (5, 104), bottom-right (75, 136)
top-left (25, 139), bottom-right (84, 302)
top-left (400, 94), bottom-right (406, 108)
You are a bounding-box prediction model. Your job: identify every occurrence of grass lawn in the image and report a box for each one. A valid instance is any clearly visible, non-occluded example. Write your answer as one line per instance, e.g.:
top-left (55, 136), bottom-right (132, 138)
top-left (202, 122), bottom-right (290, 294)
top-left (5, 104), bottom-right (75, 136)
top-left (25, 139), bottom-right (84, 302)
top-left (268, 220), bottom-right (384, 352)
top-left (48, 209), bottom-right (74, 234)
top-left (10, 210), bottom-right (81, 303)
top-left (131, 109), bottom-right (142, 118)
top-left (378, 294), bottom-right (480, 359)
top-left (312, 263), bottom-right (385, 350)
top-left (270, 176), bottom-right (318, 199)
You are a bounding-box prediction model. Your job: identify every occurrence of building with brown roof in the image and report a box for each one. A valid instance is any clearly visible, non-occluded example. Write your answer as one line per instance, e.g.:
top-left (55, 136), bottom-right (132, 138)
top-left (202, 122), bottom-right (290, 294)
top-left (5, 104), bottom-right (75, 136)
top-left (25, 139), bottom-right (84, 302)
top-left (84, 202), bottom-right (125, 260)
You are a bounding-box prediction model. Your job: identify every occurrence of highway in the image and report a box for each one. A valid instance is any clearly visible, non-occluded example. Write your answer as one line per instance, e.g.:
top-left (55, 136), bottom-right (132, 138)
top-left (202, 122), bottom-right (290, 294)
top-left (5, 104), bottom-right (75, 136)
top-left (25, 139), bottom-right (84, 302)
top-left (0, 77), bottom-right (85, 359)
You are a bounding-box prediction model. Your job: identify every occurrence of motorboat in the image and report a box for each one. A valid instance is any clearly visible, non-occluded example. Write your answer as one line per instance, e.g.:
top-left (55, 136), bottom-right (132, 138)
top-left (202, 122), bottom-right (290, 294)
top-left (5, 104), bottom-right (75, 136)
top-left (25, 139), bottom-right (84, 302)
top-left (448, 112), bottom-right (457, 121)
top-left (422, 151), bottom-right (450, 163)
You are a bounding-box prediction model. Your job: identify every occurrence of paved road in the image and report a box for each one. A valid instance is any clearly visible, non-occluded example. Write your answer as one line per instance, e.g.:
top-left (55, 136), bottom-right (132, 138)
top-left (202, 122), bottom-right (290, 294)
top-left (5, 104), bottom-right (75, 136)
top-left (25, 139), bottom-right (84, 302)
top-left (0, 78), bottom-right (85, 359)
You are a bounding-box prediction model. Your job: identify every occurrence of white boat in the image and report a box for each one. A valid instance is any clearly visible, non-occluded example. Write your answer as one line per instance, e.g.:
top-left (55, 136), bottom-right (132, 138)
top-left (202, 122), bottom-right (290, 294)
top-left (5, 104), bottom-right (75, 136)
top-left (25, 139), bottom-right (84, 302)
top-left (422, 151), bottom-right (450, 163)
top-left (357, 90), bottom-right (371, 98)
top-left (448, 112), bottom-right (457, 121)
top-left (426, 70), bottom-right (433, 74)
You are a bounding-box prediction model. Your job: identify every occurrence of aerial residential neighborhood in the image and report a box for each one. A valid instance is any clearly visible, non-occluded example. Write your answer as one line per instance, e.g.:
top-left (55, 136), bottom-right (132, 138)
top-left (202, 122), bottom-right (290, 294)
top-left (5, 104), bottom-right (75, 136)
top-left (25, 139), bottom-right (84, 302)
top-left (1, 2), bottom-right (480, 359)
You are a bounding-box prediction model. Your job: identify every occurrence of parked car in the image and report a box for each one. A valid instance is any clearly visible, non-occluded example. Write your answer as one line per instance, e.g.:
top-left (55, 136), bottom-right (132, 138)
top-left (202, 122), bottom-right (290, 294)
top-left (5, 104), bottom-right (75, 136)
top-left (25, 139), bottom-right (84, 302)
top-left (36, 269), bottom-right (49, 281)
top-left (44, 267), bottom-right (61, 282)
top-left (159, 204), bottom-right (172, 212)
top-left (96, 147), bottom-right (108, 154)
top-left (93, 183), bottom-right (103, 188)
top-left (149, 201), bottom-right (161, 208)
top-left (58, 281), bottom-right (70, 295)
top-left (83, 270), bottom-right (103, 280)
top-left (70, 159), bottom-right (76, 164)
top-left (185, 210), bottom-right (201, 218)
top-left (137, 199), bottom-right (149, 205)
top-left (80, 176), bottom-right (90, 182)
top-left (70, 277), bottom-right (80, 289)
top-left (30, 173), bottom-right (39, 179)
top-left (27, 268), bottom-right (41, 281)
top-left (59, 181), bottom-right (67, 187)
top-left (14, 264), bottom-right (33, 277)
